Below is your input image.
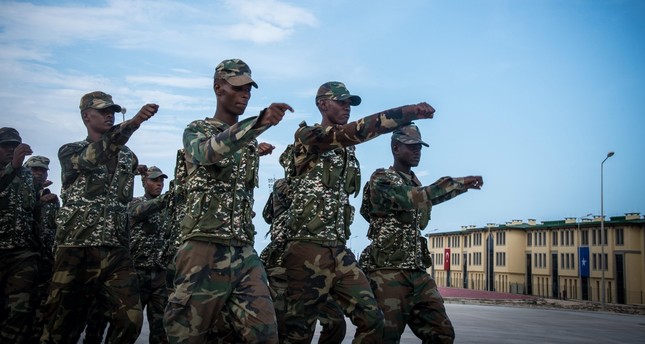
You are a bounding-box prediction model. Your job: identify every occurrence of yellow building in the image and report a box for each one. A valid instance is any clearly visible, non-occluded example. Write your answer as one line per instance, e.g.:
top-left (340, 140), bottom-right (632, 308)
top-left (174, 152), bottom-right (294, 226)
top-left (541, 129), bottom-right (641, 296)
top-left (427, 213), bottom-right (645, 305)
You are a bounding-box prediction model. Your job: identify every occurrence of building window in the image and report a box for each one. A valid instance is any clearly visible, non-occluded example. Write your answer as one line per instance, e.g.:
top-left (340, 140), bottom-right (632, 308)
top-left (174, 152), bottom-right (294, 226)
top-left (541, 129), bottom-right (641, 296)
top-left (581, 230), bottom-right (588, 245)
top-left (592, 229), bottom-right (597, 246)
top-left (616, 228), bottom-right (624, 246)
top-left (570, 231), bottom-right (575, 246)
top-left (603, 253), bottom-right (608, 271)
top-left (527, 233), bottom-right (532, 246)
top-left (553, 232), bottom-right (558, 246)
top-left (592, 254), bottom-right (597, 270)
top-left (603, 229), bottom-right (608, 246)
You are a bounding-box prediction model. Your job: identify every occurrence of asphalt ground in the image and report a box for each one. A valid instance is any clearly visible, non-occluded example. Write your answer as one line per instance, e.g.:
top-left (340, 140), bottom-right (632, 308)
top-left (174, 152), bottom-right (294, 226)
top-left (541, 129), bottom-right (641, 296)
top-left (124, 287), bottom-right (643, 343)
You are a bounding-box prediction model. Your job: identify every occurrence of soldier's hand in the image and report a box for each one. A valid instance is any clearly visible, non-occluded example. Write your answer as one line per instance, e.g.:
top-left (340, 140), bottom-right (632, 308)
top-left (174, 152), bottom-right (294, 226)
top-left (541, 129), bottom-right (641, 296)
top-left (40, 193), bottom-right (58, 203)
top-left (463, 176), bottom-right (483, 190)
top-left (12, 143), bottom-right (32, 169)
top-left (403, 102), bottom-right (435, 119)
top-left (136, 164), bottom-right (148, 176)
top-left (258, 142), bottom-right (276, 156)
top-left (131, 104), bottom-right (159, 126)
top-left (259, 103), bottom-right (294, 127)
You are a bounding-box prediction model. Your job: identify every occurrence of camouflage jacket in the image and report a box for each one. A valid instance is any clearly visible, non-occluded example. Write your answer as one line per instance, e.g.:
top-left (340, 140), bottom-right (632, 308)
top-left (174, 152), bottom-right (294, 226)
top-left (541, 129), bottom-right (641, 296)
top-left (181, 116), bottom-right (269, 245)
top-left (39, 189), bottom-right (60, 254)
top-left (259, 178), bottom-right (290, 267)
top-left (0, 163), bottom-right (39, 250)
top-left (128, 193), bottom-right (168, 269)
top-left (56, 123), bottom-right (139, 247)
top-left (359, 167), bottom-right (468, 271)
top-left (160, 149), bottom-right (188, 266)
top-left (287, 106), bottom-right (427, 244)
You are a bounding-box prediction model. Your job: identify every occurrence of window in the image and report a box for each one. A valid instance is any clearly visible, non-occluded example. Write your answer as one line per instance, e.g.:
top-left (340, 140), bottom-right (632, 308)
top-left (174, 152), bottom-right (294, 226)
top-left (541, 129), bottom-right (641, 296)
top-left (603, 229), bottom-right (608, 246)
top-left (603, 253), bottom-right (608, 271)
top-left (527, 233), bottom-right (532, 246)
top-left (553, 232), bottom-right (558, 246)
top-left (616, 228), bottom-right (624, 246)
top-left (592, 229), bottom-right (597, 246)
top-left (581, 230), bottom-right (589, 245)
top-left (592, 254), bottom-right (597, 270)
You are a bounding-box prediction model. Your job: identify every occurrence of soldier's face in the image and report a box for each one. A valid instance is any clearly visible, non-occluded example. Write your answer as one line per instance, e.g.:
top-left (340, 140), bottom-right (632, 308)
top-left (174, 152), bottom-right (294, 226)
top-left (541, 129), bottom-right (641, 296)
top-left (83, 108), bottom-right (115, 134)
top-left (216, 81), bottom-right (252, 116)
top-left (395, 142), bottom-right (423, 167)
top-left (0, 142), bottom-right (18, 165)
top-left (30, 167), bottom-right (48, 185)
top-left (144, 177), bottom-right (164, 197)
top-left (323, 99), bottom-right (352, 125)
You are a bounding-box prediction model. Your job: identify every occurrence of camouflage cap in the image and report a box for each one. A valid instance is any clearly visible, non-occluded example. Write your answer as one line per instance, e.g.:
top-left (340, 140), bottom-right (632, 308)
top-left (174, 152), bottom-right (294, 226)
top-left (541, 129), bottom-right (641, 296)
top-left (144, 166), bottom-right (168, 180)
top-left (79, 91), bottom-right (123, 113)
top-left (24, 155), bottom-right (51, 170)
top-left (214, 59), bottom-right (258, 88)
top-left (0, 127), bottom-right (21, 145)
top-left (316, 81), bottom-right (361, 106)
top-left (392, 123), bottom-right (429, 147)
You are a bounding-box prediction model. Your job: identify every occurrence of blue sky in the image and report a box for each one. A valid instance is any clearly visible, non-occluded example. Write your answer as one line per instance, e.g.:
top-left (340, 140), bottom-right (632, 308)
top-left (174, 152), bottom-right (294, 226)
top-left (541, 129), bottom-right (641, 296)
top-left (2, 0), bottom-right (644, 254)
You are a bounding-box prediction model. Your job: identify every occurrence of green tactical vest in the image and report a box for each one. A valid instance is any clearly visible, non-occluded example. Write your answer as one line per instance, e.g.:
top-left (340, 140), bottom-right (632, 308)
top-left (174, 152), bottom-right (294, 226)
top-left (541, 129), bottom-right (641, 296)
top-left (0, 166), bottom-right (37, 249)
top-left (287, 141), bottom-right (361, 244)
top-left (56, 141), bottom-right (136, 247)
top-left (180, 120), bottom-right (259, 245)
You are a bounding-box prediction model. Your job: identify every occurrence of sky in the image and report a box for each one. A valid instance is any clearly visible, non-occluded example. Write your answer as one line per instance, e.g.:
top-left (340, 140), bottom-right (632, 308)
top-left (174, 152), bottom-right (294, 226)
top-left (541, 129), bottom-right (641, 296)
top-left (1, 0), bottom-right (644, 254)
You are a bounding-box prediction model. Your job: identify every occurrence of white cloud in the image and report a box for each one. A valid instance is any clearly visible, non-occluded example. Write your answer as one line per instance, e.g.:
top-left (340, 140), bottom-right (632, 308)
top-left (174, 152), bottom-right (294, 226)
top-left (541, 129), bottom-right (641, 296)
top-left (222, 0), bottom-right (318, 43)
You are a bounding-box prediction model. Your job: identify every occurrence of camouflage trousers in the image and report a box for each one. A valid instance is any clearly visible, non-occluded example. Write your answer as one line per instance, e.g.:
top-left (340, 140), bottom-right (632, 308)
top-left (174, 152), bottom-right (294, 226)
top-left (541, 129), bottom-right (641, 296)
top-left (83, 298), bottom-right (110, 344)
top-left (137, 266), bottom-right (169, 344)
top-left (164, 240), bottom-right (278, 343)
top-left (0, 249), bottom-right (40, 342)
top-left (266, 264), bottom-right (346, 343)
top-left (282, 241), bottom-right (384, 344)
top-left (366, 269), bottom-right (455, 344)
top-left (85, 266), bottom-right (170, 344)
top-left (40, 246), bottom-right (143, 344)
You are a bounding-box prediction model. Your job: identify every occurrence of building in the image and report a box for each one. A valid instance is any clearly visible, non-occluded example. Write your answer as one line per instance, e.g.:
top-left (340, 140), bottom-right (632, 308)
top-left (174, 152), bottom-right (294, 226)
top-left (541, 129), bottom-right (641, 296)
top-left (427, 213), bottom-right (645, 305)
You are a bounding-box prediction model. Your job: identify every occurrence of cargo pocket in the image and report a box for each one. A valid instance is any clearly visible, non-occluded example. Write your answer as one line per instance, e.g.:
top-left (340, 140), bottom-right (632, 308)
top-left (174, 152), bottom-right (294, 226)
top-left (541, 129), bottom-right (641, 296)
top-left (165, 289), bottom-right (192, 320)
top-left (55, 207), bottom-right (80, 242)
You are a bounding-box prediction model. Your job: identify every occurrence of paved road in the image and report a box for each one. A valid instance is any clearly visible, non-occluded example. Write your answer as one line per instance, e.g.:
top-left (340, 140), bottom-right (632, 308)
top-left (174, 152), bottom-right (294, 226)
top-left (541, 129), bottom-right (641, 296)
top-left (309, 303), bottom-right (645, 343)
top-left (131, 302), bottom-right (645, 343)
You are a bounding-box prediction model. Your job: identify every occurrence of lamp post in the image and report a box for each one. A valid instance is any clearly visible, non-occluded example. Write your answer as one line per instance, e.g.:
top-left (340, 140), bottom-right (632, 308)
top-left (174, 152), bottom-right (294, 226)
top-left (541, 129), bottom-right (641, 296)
top-left (600, 151), bottom-right (614, 310)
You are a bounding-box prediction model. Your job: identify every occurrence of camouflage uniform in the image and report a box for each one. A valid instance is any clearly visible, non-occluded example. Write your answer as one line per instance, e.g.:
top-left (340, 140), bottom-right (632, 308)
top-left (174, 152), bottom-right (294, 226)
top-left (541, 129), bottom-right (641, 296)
top-left (40, 92), bottom-right (143, 344)
top-left (164, 59), bottom-right (278, 343)
top-left (161, 149), bottom-right (189, 294)
top-left (359, 124), bottom-right (467, 344)
top-left (260, 175), bottom-right (346, 343)
top-left (0, 127), bottom-right (41, 342)
top-left (24, 155), bottom-right (61, 343)
top-left (128, 166), bottom-right (170, 344)
top-left (283, 82), bottom-right (436, 344)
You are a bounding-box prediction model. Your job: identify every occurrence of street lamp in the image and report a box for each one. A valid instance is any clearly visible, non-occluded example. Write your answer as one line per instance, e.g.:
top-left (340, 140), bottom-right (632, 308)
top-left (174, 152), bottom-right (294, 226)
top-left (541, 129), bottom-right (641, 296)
top-left (600, 151), bottom-right (614, 310)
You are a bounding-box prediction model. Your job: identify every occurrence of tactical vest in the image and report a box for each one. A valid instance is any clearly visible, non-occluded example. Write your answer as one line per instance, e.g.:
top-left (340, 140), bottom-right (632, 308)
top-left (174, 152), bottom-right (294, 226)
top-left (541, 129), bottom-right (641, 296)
top-left (0, 166), bottom-right (37, 249)
top-left (288, 131), bottom-right (361, 244)
top-left (55, 141), bottom-right (136, 247)
top-left (360, 168), bottom-right (432, 271)
top-left (129, 195), bottom-right (167, 269)
top-left (180, 120), bottom-right (259, 245)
